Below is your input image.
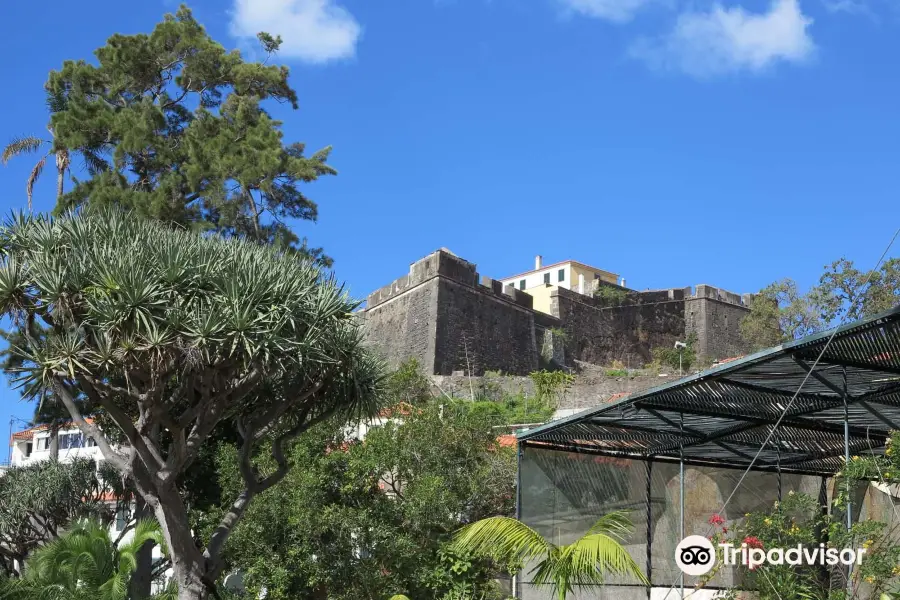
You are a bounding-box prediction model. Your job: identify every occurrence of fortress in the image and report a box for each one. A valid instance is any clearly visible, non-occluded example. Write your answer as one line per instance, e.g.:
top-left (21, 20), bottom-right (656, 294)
top-left (359, 249), bottom-right (753, 376)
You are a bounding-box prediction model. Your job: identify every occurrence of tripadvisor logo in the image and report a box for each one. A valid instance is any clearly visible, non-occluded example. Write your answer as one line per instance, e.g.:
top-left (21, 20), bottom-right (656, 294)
top-left (675, 535), bottom-right (867, 576)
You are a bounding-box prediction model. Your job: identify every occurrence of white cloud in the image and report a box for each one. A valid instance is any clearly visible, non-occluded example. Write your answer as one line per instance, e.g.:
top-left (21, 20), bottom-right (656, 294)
top-left (229, 0), bottom-right (361, 64)
top-left (631, 0), bottom-right (815, 77)
top-left (557, 0), bottom-right (658, 22)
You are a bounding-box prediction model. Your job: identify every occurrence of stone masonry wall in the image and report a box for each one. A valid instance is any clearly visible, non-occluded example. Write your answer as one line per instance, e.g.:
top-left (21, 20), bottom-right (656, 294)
top-left (362, 249), bottom-right (560, 375)
top-left (685, 285), bottom-right (754, 360)
top-left (550, 287), bottom-right (687, 367)
top-left (360, 277), bottom-right (438, 372)
top-left (362, 249), bottom-right (752, 375)
top-left (433, 276), bottom-right (547, 375)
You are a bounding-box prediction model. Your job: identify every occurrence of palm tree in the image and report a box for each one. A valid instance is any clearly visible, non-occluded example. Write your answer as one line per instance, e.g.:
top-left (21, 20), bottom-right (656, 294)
top-left (0, 519), bottom-right (165, 600)
top-left (1, 89), bottom-right (107, 213)
top-left (452, 511), bottom-right (648, 600)
top-left (1, 130), bottom-right (70, 213)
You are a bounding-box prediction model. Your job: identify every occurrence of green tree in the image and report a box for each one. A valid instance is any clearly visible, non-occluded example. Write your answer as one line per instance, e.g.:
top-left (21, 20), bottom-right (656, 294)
top-left (0, 519), bottom-right (164, 600)
top-left (0, 323), bottom-right (85, 461)
top-left (816, 257), bottom-right (900, 324)
top-left (740, 279), bottom-right (824, 351)
top-left (452, 511), bottom-right (648, 600)
top-left (212, 399), bottom-right (516, 600)
top-left (0, 209), bottom-right (384, 599)
top-left (740, 259), bottom-right (900, 351)
top-left (43, 6), bottom-right (335, 265)
top-left (0, 459), bottom-right (128, 577)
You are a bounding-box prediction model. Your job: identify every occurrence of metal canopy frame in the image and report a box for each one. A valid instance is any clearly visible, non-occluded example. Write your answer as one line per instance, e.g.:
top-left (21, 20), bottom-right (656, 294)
top-left (518, 306), bottom-right (900, 477)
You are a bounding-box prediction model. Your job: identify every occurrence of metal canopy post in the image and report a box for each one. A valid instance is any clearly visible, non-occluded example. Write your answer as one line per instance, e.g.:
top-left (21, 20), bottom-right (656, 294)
top-left (646, 459), bottom-right (653, 600)
top-left (842, 367), bottom-right (853, 593)
top-left (514, 442), bottom-right (523, 598)
top-left (680, 412), bottom-right (685, 600)
top-left (776, 430), bottom-right (782, 502)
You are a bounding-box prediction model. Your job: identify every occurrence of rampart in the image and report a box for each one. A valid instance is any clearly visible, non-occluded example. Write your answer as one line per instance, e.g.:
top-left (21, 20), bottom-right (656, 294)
top-left (359, 249), bottom-right (751, 375)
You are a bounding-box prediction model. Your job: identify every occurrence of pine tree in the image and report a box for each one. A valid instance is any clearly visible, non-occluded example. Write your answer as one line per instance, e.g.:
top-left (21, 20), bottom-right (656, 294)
top-left (43, 5), bottom-right (335, 265)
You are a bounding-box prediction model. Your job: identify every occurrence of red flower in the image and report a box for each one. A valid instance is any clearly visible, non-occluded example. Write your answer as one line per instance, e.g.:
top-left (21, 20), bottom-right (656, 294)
top-left (722, 527), bottom-right (728, 534)
top-left (709, 514), bottom-right (726, 526)
top-left (743, 536), bottom-right (764, 549)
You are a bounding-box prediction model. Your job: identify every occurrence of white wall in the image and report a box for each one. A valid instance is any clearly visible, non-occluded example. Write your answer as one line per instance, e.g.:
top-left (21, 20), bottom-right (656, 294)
top-left (10, 428), bottom-right (105, 468)
top-left (502, 264), bottom-right (573, 292)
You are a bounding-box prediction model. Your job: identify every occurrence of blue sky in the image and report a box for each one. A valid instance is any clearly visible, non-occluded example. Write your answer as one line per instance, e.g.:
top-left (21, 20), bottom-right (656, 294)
top-left (0, 0), bottom-right (898, 432)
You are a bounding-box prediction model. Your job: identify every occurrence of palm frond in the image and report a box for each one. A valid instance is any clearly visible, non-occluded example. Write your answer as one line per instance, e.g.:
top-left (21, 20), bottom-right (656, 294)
top-left (2, 136), bottom-right (44, 164)
top-left (560, 532), bottom-right (648, 586)
top-left (452, 516), bottom-right (551, 565)
top-left (583, 510), bottom-right (635, 541)
top-left (26, 155), bottom-right (47, 212)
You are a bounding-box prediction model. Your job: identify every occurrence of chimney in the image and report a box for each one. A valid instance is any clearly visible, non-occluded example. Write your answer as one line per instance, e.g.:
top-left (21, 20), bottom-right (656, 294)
top-left (535, 255), bottom-right (543, 270)
top-left (621, 277), bottom-right (626, 288)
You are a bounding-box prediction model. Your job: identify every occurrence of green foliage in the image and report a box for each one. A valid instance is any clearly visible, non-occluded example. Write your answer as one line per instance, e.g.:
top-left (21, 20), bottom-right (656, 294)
top-left (386, 359), bottom-right (433, 405)
top-left (604, 368), bottom-right (628, 377)
top-left (650, 334), bottom-right (697, 372)
top-left (0, 519), bottom-right (165, 600)
top-left (703, 484), bottom-right (900, 600)
top-left (469, 392), bottom-right (555, 426)
top-left (452, 511), bottom-right (647, 600)
top-left (741, 259), bottom-right (900, 351)
top-left (43, 5), bottom-right (335, 264)
top-left (529, 370), bottom-right (574, 410)
top-left (740, 279), bottom-right (823, 351)
top-left (214, 400), bottom-right (515, 600)
top-left (0, 208), bottom-right (384, 593)
top-left (547, 328), bottom-right (569, 342)
top-left (0, 459), bottom-right (130, 577)
top-left (593, 286), bottom-right (628, 308)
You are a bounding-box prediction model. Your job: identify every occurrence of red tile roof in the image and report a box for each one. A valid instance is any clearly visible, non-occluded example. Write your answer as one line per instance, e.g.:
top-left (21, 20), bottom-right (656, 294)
top-left (377, 402), bottom-right (416, 418)
top-left (496, 434), bottom-right (517, 448)
top-left (714, 355), bottom-right (745, 366)
top-left (10, 419), bottom-right (94, 443)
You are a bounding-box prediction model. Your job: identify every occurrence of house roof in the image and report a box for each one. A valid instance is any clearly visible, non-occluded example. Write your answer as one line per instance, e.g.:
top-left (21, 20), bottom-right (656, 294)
top-left (500, 260), bottom-right (620, 282)
top-left (11, 419), bottom-right (94, 443)
top-left (518, 305), bottom-right (900, 476)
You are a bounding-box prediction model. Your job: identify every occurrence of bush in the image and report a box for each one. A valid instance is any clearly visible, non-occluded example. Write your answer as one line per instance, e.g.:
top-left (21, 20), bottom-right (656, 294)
top-left (650, 335), bottom-right (697, 372)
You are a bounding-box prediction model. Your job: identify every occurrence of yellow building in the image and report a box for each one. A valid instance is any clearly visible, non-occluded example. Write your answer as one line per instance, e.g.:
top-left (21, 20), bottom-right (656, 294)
top-left (499, 256), bottom-right (622, 314)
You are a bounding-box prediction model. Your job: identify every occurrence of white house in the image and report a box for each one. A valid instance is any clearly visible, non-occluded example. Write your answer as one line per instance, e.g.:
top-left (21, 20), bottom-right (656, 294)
top-left (10, 422), bottom-right (105, 468)
top-left (499, 255), bottom-right (625, 314)
top-left (8, 421), bottom-right (171, 591)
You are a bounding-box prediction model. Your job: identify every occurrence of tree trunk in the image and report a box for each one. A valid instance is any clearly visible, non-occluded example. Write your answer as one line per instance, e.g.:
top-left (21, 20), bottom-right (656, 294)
top-left (48, 426), bottom-right (59, 461)
top-left (129, 497), bottom-right (154, 599)
top-left (151, 486), bottom-right (210, 600)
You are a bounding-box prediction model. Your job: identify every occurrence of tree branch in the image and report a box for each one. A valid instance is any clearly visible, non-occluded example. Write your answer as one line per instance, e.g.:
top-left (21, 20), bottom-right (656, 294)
top-left (79, 374), bottom-right (167, 472)
top-left (50, 377), bottom-right (130, 473)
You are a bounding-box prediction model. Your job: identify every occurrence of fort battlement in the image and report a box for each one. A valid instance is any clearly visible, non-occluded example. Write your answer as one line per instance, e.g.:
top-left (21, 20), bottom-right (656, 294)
top-left (360, 249), bottom-right (752, 375)
top-left (366, 248), bottom-right (537, 312)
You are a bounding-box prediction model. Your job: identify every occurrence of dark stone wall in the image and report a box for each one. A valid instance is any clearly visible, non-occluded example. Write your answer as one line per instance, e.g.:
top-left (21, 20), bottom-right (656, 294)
top-left (363, 249), bottom-right (558, 376)
top-left (686, 297), bottom-right (750, 360)
top-left (551, 288), bottom-right (686, 367)
top-left (360, 277), bottom-right (439, 372)
top-left (362, 250), bottom-right (753, 375)
top-left (433, 278), bottom-right (547, 375)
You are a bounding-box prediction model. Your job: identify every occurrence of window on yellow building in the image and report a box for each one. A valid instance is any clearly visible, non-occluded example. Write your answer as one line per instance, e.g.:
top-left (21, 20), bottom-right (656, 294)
top-left (543, 273), bottom-right (550, 284)
top-left (558, 269), bottom-right (565, 282)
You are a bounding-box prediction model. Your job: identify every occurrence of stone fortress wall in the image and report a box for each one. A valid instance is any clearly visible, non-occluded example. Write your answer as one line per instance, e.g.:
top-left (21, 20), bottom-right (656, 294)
top-left (359, 249), bottom-right (751, 376)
